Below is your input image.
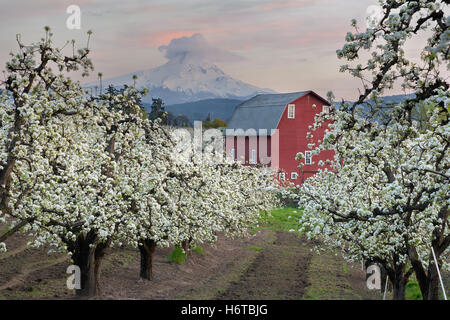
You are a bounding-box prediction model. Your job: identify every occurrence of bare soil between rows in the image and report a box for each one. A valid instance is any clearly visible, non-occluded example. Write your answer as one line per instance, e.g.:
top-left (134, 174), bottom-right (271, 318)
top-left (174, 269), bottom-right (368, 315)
top-left (0, 229), bottom-right (376, 300)
top-left (215, 231), bottom-right (311, 299)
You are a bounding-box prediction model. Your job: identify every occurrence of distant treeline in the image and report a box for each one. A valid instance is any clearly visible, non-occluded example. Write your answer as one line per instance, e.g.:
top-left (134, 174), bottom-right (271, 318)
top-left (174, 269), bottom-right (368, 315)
top-left (143, 94), bottom-right (228, 129)
top-left (92, 85), bottom-right (230, 128)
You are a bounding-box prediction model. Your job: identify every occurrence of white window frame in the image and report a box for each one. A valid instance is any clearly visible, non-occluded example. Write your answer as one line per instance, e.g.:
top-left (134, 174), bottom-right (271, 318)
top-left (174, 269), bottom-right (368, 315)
top-left (279, 172), bottom-right (286, 181)
top-left (250, 149), bottom-right (257, 164)
top-left (291, 172), bottom-right (298, 180)
top-left (231, 148), bottom-right (236, 160)
top-left (287, 104), bottom-right (295, 119)
top-left (322, 105), bottom-right (330, 113)
top-left (305, 151), bottom-right (312, 165)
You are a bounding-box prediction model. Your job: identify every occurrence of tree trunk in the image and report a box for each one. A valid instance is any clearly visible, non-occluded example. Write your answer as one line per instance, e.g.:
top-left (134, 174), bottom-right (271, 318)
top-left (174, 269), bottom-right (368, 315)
top-left (379, 265), bottom-right (388, 297)
top-left (71, 232), bottom-right (98, 297)
top-left (139, 239), bottom-right (156, 281)
top-left (181, 237), bottom-right (193, 257)
top-left (93, 241), bottom-right (109, 296)
top-left (391, 276), bottom-right (406, 300)
top-left (69, 231), bottom-right (111, 298)
top-left (386, 263), bottom-right (407, 300)
top-left (408, 245), bottom-right (442, 300)
top-left (425, 263), bottom-right (440, 300)
top-left (408, 247), bottom-right (429, 299)
top-left (182, 240), bottom-right (189, 256)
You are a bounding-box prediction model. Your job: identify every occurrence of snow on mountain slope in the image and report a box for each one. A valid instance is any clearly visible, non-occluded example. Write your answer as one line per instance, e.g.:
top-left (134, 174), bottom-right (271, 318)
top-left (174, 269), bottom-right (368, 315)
top-left (85, 34), bottom-right (275, 105)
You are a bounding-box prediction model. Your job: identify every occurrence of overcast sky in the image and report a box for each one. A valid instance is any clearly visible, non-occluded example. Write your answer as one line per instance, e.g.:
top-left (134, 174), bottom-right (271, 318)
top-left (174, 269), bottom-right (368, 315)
top-left (0, 0), bottom-right (435, 100)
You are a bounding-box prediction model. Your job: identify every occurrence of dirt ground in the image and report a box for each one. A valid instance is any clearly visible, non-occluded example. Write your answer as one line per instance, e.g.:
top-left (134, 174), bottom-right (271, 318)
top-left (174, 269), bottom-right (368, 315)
top-left (0, 228), bottom-right (384, 300)
top-left (215, 231), bottom-right (312, 299)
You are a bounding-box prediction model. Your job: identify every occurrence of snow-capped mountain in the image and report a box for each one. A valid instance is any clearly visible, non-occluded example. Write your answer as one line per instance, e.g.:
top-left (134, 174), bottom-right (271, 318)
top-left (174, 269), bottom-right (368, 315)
top-left (86, 52), bottom-right (276, 105)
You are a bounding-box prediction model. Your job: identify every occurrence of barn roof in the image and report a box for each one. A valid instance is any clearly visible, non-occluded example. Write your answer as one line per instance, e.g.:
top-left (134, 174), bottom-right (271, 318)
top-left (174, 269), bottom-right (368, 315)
top-left (226, 91), bottom-right (312, 136)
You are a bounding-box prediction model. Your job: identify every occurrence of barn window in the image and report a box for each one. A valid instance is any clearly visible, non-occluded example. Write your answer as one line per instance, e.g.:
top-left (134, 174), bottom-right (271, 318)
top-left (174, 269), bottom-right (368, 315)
top-left (305, 151), bottom-right (312, 165)
top-left (279, 172), bottom-right (286, 181)
top-left (291, 172), bottom-right (298, 180)
top-left (323, 105), bottom-right (330, 113)
top-left (287, 104), bottom-right (295, 118)
top-left (250, 149), bottom-right (257, 164)
top-left (231, 148), bottom-right (236, 160)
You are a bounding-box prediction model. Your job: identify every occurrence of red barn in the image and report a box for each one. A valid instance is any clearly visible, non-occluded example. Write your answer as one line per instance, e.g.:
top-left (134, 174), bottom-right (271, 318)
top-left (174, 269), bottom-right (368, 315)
top-left (225, 91), bottom-right (334, 185)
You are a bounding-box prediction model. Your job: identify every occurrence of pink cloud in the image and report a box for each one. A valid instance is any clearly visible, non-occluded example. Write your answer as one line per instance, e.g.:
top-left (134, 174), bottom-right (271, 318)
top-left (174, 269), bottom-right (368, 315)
top-left (145, 31), bottom-right (200, 47)
top-left (158, 33), bottom-right (243, 63)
